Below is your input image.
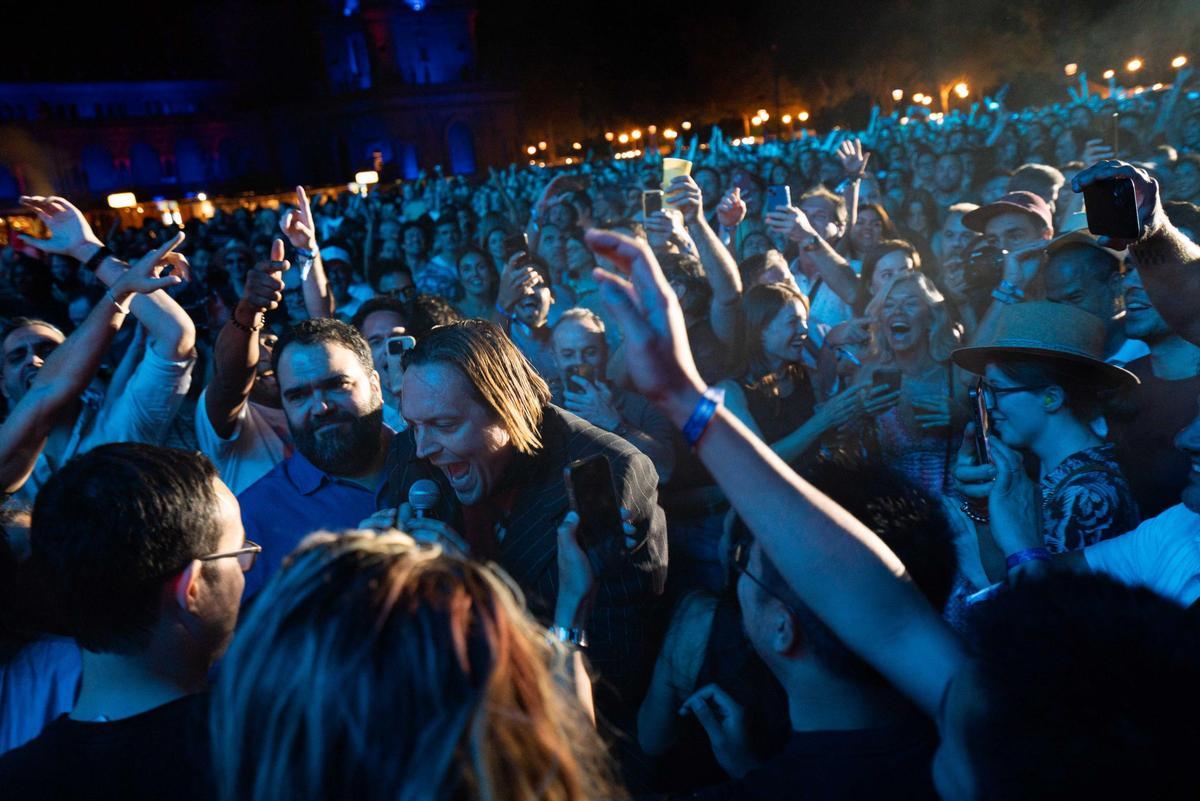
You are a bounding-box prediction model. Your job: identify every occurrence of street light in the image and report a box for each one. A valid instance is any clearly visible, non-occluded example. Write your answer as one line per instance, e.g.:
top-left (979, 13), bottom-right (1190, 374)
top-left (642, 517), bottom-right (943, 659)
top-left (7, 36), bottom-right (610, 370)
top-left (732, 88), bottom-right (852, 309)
top-left (921, 96), bottom-right (933, 106)
top-left (1173, 55), bottom-right (1189, 69)
top-left (604, 131), bottom-right (614, 141)
top-left (631, 129), bottom-right (642, 140)
top-left (681, 121), bottom-right (692, 130)
top-left (912, 93), bottom-right (925, 103)
top-left (1126, 57), bottom-right (1143, 72)
top-left (537, 141), bottom-right (547, 150)
top-left (526, 145), bottom-right (537, 155)
top-left (797, 111), bottom-right (809, 122)
top-left (572, 141), bottom-right (582, 150)
top-left (647, 125), bottom-right (657, 134)
top-left (663, 128), bottom-right (678, 140)
top-left (618, 133), bottom-right (629, 144)
top-left (756, 108), bottom-right (769, 121)
top-left (954, 82), bottom-right (969, 99)
top-left (1103, 69), bottom-right (1116, 80)
top-left (781, 114), bottom-right (792, 124)
top-left (1064, 63), bottom-right (1078, 77)
top-left (355, 170), bottom-right (379, 185)
top-left (892, 89), bottom-right (904, 102)
top-left (107, 192), bottom-right (137, 209)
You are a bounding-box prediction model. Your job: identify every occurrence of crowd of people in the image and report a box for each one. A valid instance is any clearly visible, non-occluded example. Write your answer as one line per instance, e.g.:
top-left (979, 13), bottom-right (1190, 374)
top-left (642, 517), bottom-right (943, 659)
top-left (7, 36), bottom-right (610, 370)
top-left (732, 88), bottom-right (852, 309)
top-left (2, 69), bottom-right (1200, 801)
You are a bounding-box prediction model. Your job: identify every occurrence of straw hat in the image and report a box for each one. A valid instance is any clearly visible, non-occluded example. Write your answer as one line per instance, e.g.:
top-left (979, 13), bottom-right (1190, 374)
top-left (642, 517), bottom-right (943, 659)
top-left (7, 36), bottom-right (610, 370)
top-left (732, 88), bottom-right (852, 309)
top-left (951, 300), bottom-right (1139, 388)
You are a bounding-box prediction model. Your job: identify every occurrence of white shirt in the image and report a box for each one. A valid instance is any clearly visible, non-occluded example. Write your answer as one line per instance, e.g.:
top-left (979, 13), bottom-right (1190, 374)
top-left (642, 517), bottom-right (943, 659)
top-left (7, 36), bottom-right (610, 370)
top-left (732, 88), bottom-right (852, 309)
top-left (790, 257), bottom-right (861, 349)
top-left (195, 390), bottom-right (291, 495)
top-left (16, 347), bottom-right (194, 504)
top-left (1084, 503), bottom-right (1200, 606)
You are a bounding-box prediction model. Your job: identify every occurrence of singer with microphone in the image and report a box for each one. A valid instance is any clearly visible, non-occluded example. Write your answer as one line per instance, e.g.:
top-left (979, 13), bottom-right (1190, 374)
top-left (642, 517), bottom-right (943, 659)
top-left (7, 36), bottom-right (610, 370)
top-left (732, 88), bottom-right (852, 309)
top-left (377, 319), bottom-right (668, 720)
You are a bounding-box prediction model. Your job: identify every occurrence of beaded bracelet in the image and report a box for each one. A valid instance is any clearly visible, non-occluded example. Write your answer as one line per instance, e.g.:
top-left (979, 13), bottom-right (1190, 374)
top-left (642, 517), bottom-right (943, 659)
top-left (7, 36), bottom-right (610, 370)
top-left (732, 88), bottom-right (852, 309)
top-left (1005, 546), bottom-right (1051, 572)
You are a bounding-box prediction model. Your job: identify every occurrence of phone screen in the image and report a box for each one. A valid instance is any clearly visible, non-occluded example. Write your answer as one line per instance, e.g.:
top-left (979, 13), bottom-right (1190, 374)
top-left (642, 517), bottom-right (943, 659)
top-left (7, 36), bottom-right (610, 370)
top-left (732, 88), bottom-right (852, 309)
top-left (564, 455), bottom-right (624, 549)
top-left (1083, 178), bottom-right (1140, 240)
top-left (502, 233), bottom-right (529, 264)
top-left (971, 379), bottom-right (993, 465)
top-left (642, 190), bottom-right (664, 217)
top-left (872, 368), bottom-right (902, 394)
top-left (766, 184), bottom-right (792, 212)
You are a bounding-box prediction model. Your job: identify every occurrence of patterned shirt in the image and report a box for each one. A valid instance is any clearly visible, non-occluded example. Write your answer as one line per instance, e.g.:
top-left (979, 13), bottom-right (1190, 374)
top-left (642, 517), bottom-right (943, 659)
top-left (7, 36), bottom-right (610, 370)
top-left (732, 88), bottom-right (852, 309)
top-left (1041, 444), bottom-right (1140, 553)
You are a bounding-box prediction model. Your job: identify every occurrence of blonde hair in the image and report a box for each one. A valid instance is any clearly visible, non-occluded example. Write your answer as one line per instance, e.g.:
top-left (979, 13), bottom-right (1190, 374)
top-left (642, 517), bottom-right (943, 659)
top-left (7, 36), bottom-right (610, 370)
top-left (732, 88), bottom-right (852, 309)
top-left (406, 320), bottom-right (551, 455)
top-left (866, 271), bottom-right (962, 365)
top-left (211, 530), bottom-right (625, 801)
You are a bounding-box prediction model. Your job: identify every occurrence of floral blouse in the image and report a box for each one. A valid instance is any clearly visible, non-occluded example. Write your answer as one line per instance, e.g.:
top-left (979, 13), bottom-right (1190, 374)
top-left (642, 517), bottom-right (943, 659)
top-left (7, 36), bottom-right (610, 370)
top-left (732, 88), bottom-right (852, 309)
top-left (1041, 444), bottom-right (1140, 553)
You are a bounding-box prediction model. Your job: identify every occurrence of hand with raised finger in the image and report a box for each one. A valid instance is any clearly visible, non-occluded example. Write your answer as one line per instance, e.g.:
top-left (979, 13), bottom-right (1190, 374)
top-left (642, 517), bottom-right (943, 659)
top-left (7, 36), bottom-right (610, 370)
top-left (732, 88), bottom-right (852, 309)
top-left (242, 239), bottom-right (289, 314)
top-left (679, 684), bottom-right (760, 779)
top-left (280, 185), bottom-right (319, 251)
top-left (18, 195), bottom-right (105, 261)
top-left (953, 423), bottom-right (997, 501)
top-left (716, 186), bottom-right (747, 229)
top-left (585, 229), bottom-right (706, 419)
top-left (666, 175), bottom-right (703, 223)
top-left (911, 394), bottom-right (952, 429)
top-left (1070, 159), bottom-right (1165, 248)
top-left (110, 232), bottom-right (188, 299)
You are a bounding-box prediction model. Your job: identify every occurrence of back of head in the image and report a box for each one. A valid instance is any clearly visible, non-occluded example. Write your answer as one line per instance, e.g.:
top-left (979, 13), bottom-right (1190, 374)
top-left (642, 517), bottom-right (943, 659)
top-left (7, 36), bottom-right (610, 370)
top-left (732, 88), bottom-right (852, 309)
top-left (965, 572), bottom-right (1200, 800)
top-left (406, 320), bottom-right (550, 455)
top-left (1007, 163), bottom-right (1065, 201)
top-left (30, 443), bottom-right (221, 653)
top-left (212, 530), bottom-right (623, 801)
top-left (661, 252), bottom-right (711, 316)
top-left (407, 294), bottom-right (463, 338)
top-left (741, 460), bottom-right (957, 684)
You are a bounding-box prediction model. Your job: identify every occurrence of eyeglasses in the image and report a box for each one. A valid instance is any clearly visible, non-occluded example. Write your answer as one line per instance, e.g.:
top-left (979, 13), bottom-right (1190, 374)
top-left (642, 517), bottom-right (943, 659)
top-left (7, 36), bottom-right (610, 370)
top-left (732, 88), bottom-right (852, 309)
top-left (198, 540), bottom-right (262, 572)
top-left (731, 538), bottom-right (797, 616)
top-left (968, 379), bottom-right (1047, 411)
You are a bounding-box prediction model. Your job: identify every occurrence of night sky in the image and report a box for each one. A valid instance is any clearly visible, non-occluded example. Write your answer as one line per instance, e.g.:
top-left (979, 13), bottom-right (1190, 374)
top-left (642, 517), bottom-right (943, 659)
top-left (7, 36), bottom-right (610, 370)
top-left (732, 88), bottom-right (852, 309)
top-left (5, 0), bottom-right (1198, 135)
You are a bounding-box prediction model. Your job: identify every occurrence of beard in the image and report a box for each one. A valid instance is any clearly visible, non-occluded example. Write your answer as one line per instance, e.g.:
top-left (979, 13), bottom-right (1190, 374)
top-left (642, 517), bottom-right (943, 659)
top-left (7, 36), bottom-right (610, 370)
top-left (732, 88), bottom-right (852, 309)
top-left (290, 404), bottom-right (384, 476)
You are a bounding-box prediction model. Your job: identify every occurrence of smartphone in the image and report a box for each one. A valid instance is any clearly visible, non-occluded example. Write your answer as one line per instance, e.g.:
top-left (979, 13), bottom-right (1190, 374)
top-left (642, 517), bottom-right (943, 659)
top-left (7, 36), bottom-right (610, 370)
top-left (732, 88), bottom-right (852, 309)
top-left (642, 190), bottom-right (664, 217)
top-left (566, 363), bottom-right (598, 392)
top-left (766, 184), bottom-right (792, 212)
top-left (563, 454), bottom-right (625, 549)
top-left (1110, 112), bottom-right (1120, 156)
top-left (386, 335), bottom-right (417, 356)
top-left (1083, 178), bottom-right (1140, 241)
top-left (872, 368), bottom-right (902, 394)
top-left (970, 378), bottom-right (993, 465)
top-left (502, 232), bottom-right (529, 267)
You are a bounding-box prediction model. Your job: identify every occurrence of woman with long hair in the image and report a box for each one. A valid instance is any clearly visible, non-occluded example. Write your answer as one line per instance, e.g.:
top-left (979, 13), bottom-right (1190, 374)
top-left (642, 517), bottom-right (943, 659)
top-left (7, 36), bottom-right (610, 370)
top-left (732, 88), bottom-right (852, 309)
top-left (849, 203), bottom-right (898, 260)
top-left (858, 271), bottom-right (966, 497)
top-left (454, 245), bottom-right (499, 320)
top-left (856, 239), bottom-right (921, 312)
top-left (720, 283), bottom-right (865, 466)
top-left (211, 530), bottom-right (624, 801)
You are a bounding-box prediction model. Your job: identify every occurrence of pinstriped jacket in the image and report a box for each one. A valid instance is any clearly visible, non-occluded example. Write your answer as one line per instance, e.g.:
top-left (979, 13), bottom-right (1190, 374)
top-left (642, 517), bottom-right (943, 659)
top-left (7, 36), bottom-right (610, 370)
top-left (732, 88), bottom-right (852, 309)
top-left (382, 404), bottom-right (669, 704)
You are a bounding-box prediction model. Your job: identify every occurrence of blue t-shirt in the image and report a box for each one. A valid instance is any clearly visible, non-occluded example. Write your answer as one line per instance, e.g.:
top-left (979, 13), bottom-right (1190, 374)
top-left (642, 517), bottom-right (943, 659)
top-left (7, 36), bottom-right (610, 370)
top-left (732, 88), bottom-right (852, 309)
top-left (238, 448), bottom-right (390, 598)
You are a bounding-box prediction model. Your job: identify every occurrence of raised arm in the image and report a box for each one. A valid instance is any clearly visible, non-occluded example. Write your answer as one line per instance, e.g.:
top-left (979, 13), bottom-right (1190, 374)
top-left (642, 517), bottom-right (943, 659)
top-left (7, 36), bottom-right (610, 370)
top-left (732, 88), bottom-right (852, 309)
top-left (584, 229), bottom-right (966, 717)
top-left (205, 239), bottom-right (288, 439)
top-left (281, 186), bottom-right (334, 319)
top-left (18, 196), bottom-right (194, 362)
top-left (836, 138), bottom-right (870, 250)
top-left (0, 240), bottom-right (183, 493)
top-left (668, 175), bottom-right (743, 346)
top-left (1072, 161), bottom-right (1200, 346)
top-left (765, 206), bottom-right (862, 308)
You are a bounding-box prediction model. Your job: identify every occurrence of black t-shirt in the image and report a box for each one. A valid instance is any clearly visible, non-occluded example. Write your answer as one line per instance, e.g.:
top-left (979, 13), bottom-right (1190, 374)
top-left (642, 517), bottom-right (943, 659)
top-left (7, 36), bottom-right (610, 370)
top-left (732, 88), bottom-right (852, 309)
top-left (670, 714), bottom-right (940, 801)
top-left (0, 693), bottom-right (213, 801)
top-left (1110, 357), bottom-right (1200, 518)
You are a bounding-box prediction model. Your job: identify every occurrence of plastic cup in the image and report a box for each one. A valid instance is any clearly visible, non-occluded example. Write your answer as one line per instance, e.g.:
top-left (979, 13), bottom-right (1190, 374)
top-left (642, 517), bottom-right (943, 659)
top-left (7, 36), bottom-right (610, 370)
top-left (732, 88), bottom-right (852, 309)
top-left (662, 158), bottom-right (693, 195)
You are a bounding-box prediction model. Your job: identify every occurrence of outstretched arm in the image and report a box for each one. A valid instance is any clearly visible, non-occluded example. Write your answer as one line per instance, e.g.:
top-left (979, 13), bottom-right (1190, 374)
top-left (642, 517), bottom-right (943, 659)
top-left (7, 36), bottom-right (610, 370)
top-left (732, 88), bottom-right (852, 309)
top-left (585, 229), bottom-right (967, 718)
top-left (1072, 161), bottom-right (1200, 346)
top-left (0, 241), bottom-right (183, 493)
top-left (19, 196), bottom-right (195, 362)
top-left (281, 185), bottom-right (334, 319)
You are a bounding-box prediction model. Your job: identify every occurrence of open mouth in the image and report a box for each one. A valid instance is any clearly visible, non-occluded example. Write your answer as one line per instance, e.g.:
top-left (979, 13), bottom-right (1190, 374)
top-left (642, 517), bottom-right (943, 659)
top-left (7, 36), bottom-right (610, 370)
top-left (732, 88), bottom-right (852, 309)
top-left (889, 321), bottom-right (912, 335)
top-left (438, 461), bottom-right (471, 488)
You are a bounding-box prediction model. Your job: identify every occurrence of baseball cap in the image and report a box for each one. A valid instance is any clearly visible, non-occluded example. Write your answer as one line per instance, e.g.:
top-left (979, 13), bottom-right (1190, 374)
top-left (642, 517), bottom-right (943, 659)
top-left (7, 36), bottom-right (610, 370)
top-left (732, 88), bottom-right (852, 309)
top-left (962, 191), bottom-right (1054, 234)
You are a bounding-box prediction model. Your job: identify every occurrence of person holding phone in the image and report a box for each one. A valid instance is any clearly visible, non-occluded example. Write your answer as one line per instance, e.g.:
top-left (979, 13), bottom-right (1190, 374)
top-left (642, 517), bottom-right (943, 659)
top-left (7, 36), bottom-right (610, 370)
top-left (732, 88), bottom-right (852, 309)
top-left (551, 308), bottom-right (676, 482)
top-left (381, 320), bottom-right (668, 721)
top-left (951, 300), bottom-right (1140, 556)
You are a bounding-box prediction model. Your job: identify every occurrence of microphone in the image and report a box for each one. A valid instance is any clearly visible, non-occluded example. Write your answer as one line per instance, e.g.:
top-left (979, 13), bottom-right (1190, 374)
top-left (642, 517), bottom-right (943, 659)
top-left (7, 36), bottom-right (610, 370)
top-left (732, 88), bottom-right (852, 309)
top-left (408, 479), bottom-right (441, 519)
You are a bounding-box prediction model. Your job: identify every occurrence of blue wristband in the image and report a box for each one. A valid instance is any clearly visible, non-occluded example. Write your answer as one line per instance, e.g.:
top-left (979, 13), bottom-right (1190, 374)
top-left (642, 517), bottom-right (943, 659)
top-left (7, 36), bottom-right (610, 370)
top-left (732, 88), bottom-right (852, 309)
top-left (682, 388), bottom-right (725, 449)
top-left (1005, 546), bottom-right (1051, 572)
top-left (293, 246), bottom-right (315, 260)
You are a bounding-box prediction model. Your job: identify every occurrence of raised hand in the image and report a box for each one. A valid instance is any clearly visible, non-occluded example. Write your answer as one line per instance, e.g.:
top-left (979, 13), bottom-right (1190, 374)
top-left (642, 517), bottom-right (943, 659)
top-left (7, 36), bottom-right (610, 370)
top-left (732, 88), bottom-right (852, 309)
top-left (813, 384), bottom-right (864, 430)
top-left (911, 393), bottom-right (952, 429)
top-left (1001, 238), bottom-right (1049, 290)
top-left (764, 205), bottom-right (817, 243)
top-left (860, 382), bottom-right (901, 415)
top-left (563, 378), bottom-right (621, 431)
top-left (952, 423), bottom-right (995, 502)
top-left (496, 253), bottom-right (539, 312)
top-left (554, 511), bottom-right (594, 627)
top-left (586, 229), bottom-right (705, 419)
top-left (985, 436), bottom-right (1042, 557)
top-left (716, 186), bottom-right (747, 229)
top-left (111, 232), bottom-right (188, 297)
top-left (837, 137), bottom-right (871, 176)
top-left (1079, 138), bottom-right (1114, 167)
top-left (1070, 160), bottom-right (1166, 249)
top-left (280, 186), bottom-right (318, 250)
top-left (18, 196), bottom-right (104, 261)
top-left (241, 239), bottom-right (288, 314)
top-left (666, 175), bottom-right (703, 223)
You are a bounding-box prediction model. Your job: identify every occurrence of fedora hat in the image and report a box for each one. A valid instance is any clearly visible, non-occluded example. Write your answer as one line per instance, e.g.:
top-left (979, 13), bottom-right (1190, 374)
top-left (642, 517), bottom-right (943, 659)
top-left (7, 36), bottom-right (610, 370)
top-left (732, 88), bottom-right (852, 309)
top-left (952, 300), bottom-right (1139, 389)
